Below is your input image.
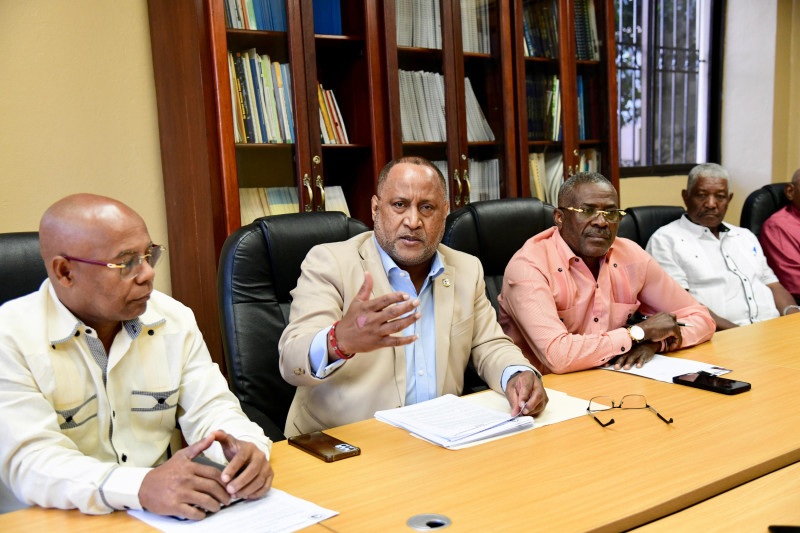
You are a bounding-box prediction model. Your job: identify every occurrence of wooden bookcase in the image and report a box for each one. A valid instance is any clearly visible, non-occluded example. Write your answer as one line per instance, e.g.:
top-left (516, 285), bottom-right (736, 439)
top-left (512, 0), bottom-right (619, 201)
top-left (208, 0), bottom-right (388, 232)
top-left (147, 0), bottom-right (618, 371)
top-left (383, 0), bottom-right (518, 208)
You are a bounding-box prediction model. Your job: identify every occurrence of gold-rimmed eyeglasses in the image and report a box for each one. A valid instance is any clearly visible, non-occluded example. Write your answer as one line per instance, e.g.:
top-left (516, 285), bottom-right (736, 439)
top-left (563, 206), bottom-right (627, 223)
top-left (587, 395), bottom-right (673, 427)
top-left (63, 244), bottom-right (166, 280)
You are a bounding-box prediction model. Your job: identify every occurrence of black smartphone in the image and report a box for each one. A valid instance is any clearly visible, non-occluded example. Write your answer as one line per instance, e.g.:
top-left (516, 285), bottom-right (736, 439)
top-left (673, 371), bottom-right (751, 395)
top-left (288, 431), bottom-right (361, 462)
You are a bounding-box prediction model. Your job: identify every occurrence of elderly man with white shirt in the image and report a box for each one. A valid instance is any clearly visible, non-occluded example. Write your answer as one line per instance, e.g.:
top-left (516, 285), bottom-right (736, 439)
top-left (647, 163), bottom-right (799, 330)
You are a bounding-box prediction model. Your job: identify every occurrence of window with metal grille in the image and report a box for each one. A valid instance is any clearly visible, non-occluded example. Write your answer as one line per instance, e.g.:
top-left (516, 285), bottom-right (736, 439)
top-left (615, 0), bottom-right (722, 175)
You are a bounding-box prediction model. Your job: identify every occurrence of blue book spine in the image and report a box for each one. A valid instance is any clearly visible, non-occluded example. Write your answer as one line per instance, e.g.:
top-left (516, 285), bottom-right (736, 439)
top-left (281, 63), bottom-right (295, 142)
top-left (247, 53), bottom-right (268, 142)
top-left (270, 0), bottom-right (286, 31)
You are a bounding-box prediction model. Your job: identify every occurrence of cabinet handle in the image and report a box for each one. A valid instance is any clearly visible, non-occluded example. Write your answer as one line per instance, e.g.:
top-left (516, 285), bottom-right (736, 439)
top-left (573, 149), bottom-right (579, 157)
top-left (453, 169), bottom-right (462, 207)
top-left (568, 165), bottom-right (574, 177)
top-left (315, 175), bottom-right (325, 212)
top-left (463, 169), bottom-right (471, 205)
top-left (303, 174), bottom-right (313, 212)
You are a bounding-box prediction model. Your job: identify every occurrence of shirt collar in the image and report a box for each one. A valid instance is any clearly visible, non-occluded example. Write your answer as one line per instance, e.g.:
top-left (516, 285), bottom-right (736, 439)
top-left (679, 214), bottom-right (730, 236)
top-left (374, 236), bottom-right (445, 281)
top-left (45, 280), bottom-right (165, 347)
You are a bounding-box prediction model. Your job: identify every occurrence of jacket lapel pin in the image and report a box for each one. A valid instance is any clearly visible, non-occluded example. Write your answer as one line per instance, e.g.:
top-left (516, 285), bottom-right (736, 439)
top-left (442, 278), bottom-right (451, 287)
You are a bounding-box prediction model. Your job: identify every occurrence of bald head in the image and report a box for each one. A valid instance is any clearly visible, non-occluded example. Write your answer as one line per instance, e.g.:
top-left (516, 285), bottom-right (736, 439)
top-left (40, 194), bottom-right (146, 274)
top-left (786, 169), bottom-right (800, 211)
top-left (39, 194), bottom-right (156, 340)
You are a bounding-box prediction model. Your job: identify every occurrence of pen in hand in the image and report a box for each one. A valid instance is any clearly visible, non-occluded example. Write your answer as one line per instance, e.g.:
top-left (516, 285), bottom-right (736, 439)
top-left (514, 379), bottom-right (528, 417)
top-left (639, 316), bottom-right (693, 327)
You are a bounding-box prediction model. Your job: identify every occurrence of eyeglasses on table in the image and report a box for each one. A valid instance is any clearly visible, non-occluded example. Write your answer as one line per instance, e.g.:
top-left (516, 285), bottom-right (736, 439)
top-left (586, 394), bottom-right (673, 427)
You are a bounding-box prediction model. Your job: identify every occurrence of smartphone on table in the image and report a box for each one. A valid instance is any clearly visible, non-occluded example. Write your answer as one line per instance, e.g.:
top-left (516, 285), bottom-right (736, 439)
top-left (288, 431), bottom-right (361, 462)
top-left (673, 371), bottom-right (751, 395)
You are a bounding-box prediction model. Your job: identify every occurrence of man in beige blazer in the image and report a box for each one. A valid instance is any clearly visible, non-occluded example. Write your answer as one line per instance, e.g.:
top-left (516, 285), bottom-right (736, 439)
top-left (279, 156), bottom-right (547, 436)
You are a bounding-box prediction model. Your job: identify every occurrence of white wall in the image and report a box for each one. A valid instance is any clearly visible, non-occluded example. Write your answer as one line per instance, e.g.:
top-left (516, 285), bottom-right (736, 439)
top-left (720, 0), bottom-right (778, 220)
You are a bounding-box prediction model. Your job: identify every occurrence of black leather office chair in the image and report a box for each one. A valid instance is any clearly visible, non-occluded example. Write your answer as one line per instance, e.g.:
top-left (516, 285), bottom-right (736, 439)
top-left (617, 206), bottom-right (685, 249)
top-left (442, 198), bottom-right (555, 393)
top-left (217, 212), bottom-right (369, 442)
top-left (0, 232), bottom-right (48, 305)
top-left (741, 183), bottom-right (789, 237)
top-left (442, 197), bottom-right (556, 313)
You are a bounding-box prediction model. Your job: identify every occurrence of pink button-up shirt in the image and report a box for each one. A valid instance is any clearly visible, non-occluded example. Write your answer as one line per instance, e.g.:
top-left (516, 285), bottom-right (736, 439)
top-left (497, 227), bottom-right (715, 375)
top-left (760, 204), bottom-right (800, 300)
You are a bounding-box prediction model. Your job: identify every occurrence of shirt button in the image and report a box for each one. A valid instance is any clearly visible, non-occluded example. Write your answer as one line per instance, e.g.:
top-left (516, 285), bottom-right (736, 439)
top-left (74, 331), bottom-right (80, 337)
top-left (85, 328), bottom-right (92, 335)
top-left (557, 267), bottom-right (563, 272)
top-left (613, 263), bottom-right (618, 268)
top-left (574, 258), bottom-right (579, 262)
top-left (418, 370), bottom-right (424, 376)
top-left (596, 284), bottom-right (599, 288)
top-left (594, 317), bottom-right (599, 322)
top-left (113, 411), bottom-right (116, 418)
top-left (148, 330), bottom-right (154, 336)
top-left (121, 454), bottom-right (127, 462)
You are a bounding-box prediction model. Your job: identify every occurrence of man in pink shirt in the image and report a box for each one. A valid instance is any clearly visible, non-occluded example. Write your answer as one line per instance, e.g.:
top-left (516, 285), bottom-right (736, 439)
top-left (497, 172), bottom-right (715, 375)
top-left (760, 169), bottom-right (800, 306)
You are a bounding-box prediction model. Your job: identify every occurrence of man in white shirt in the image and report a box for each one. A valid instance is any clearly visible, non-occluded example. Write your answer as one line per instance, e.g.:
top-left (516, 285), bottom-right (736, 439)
top-left (0, 194), bottom-right (273, 519)
top-left (647, 163), bottom-right (799, 329)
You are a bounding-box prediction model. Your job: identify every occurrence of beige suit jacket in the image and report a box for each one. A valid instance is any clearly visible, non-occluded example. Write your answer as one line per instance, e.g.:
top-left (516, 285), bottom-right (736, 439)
top-left (279, 232), bottom-right (536, 437)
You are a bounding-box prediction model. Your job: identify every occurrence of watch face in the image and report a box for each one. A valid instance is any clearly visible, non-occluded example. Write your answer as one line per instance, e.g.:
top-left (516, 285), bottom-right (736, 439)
top-left (630, 325), bottom-right (645, 341)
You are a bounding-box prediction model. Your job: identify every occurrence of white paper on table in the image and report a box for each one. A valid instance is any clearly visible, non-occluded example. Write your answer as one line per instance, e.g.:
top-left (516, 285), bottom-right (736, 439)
top-left (128, 488), bottom-right (337, 533)
top-left (464, 388), bottom-right (595, 429)
top-left (601, 354), bottom-right (730, 383)
top-left (375, 394), bottom-right (534, 449)
top-left (404, 388), bottom-right (597, 450)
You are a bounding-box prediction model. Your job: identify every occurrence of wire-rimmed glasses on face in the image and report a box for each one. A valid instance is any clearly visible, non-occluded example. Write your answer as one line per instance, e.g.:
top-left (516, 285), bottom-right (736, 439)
top-left (587, 395), bottom-right (673, 427)
top-left (563, 206), bottom-right (627, 223)
top-left (63, 244), bottom-right (166, 280)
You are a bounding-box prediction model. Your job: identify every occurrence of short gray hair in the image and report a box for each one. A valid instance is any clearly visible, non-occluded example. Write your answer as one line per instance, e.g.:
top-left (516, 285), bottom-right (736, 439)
top-left (557, 171), bottom-right (615, 207)
top-left (688, 163), bottom-right (730, 191)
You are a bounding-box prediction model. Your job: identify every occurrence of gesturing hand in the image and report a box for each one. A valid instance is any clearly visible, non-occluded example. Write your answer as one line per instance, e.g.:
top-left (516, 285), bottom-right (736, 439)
top-left (138, 434), bottom-right (230, 520)
top-left (331, 271), bottom-right (422, 360)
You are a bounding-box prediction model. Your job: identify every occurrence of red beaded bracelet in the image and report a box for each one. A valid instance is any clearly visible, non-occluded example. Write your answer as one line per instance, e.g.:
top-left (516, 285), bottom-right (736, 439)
top-left (329, 321), bottom-right (355, 359)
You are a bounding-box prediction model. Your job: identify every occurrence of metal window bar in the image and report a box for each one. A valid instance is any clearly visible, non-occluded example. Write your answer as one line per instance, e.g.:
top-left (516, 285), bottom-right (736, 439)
top-left (616, 0), bottom-right (703, 168)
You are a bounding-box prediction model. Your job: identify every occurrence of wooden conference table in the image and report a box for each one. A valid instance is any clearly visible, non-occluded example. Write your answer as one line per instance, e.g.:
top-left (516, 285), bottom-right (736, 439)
top-left (1, 314), bottom-right (799, 532)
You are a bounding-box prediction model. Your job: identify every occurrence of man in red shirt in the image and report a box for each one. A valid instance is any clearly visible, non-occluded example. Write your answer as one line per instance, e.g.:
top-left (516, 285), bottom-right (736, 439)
top-left (760, 169), bottom-right (800, 307)
top-left (498, 172), bottom-right (715, 375)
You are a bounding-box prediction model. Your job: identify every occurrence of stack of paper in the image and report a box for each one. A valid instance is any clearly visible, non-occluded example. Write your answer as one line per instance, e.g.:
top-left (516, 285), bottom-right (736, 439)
top-left (375, 394), bottom-right (533, 449)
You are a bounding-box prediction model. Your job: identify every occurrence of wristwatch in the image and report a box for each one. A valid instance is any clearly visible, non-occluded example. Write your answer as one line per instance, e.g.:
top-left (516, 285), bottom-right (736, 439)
top-left (627, 325), bottom-right (645, 343)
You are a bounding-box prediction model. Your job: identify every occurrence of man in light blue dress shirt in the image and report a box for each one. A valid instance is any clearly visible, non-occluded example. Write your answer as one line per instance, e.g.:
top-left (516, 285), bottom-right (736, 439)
top-left (279, 156), bottom-right (547, 436)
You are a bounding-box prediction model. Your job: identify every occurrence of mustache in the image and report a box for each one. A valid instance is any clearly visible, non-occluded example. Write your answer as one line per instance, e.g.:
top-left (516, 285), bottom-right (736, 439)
top-left (398, 232), bottom-right (425, 241)
top-left (585, 230), bottom-right (611, 239)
